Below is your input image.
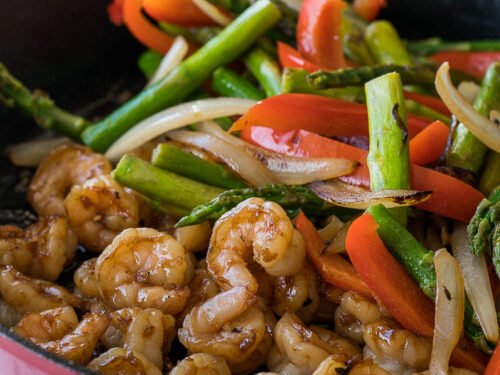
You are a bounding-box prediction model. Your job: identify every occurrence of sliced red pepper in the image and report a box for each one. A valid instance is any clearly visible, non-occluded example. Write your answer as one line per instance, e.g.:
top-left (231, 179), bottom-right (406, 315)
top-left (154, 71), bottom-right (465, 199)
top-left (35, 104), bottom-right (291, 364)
top-left (352, 0), bottom-right (387, 21)
top-left (431, 51), bottom-right (500, 78)
top-left (278, 42), bottom-right (329, 73)
top-left (294, 211), bottom-right (373, 299)
top-left (346, 213), bottom-right (435, 336)
top-left (107, 0), bottom-right (125, 26)
top-left (409, 120), bottom-right (449, 165)
top-left (297, 0), bottom-right (347, 70)
top-left (403, 91), bottom-right (451, 116)
top-left (240, 126), bottom-right (485, 222)
top-left (230, 94), bottom-right (429, 139)
top-left (486, 343), bottom-right (500, 375)
top-left (142, 0), bottom-right (218, 27)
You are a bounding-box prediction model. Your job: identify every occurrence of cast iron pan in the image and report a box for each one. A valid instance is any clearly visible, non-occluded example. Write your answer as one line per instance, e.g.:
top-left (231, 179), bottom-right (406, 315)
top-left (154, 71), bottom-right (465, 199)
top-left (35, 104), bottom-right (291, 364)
top-left (0, 0), bottom-right (499, 373)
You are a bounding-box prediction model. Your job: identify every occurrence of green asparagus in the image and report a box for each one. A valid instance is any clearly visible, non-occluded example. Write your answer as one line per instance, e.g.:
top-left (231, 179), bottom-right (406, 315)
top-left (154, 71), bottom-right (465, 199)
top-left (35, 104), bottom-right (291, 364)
top-left (0, 63), bottom-right (91, 140)
top-left (365, 72), bottom-right (410, 225)
top-left (138, 50), bottom-right (164, 80)
top-left (341, 16), bottom-right (375, 66)
top-left (405, 99), bottom-right (451, 125)
top-left (112, 155), bottom-right (224, 210)
top-left (159, 22), bottom-right (222, 45)
top-left (145, 198), bottom-right (190, 217)
top-left (81, 0), bottom-right (282, 152)
top-left (447, 62), bottom-right (500, 173)
top-left (480, 152), bottom-right (500, 196)
top-left (151, 143), bottom-right (247, 189)
top-left (407, 37), bottom-right (500, 55)
top-left (365, 21), bottom-right (414, 66)
top-left (244, 48), bottom-right (282, 97)
top-left (176, 184), bottom-right (358, 227)
top-left (211, 67), bottom-right (265, 100)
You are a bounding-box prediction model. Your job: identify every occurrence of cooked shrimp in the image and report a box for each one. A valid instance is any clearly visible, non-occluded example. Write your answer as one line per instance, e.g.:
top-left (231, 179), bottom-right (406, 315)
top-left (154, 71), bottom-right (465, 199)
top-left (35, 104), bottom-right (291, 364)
top-left (74, 258), bottom-right (101, 299)
top-left (64, 175), bottom-right (139, 252)
top-left (363, 319), bottom-right (432, 372)
top-left (174, 220), bottom-right (212, 252)
top-left (0, 265), bottom-right (81, 314)
top-left (0, 217), bottom-right (77, 281)
top-left (178, 287), bottom-right (266, 368)
top-left (349, 360), bottom-right (392, 375)
top-left (101, 307), bottom-right (175, 370)
top-left (170, 353), bottom-right (232, 375)
top-left (312, 355), bottom-right (348, 375)
top-left (207, 198), bottom-right (306, 293)
top-left (28, 145), bottom-right (112, 217)
top-left (38, 312), bottom-right (110, 365)
top-left (414, 368), bottom-right (479, 375)
top-left (95, 228), bottom-right (193, 314)
top-left (267, 343), bottom-right (310, 375)
top-left (87, 347), bottom-right (162, 375)
top-left (179, 267), bottom-right (219, 324)
top-left (309, 325), bottom-right (361, 360)
top-left (12, 306), bottom-right (78, 343)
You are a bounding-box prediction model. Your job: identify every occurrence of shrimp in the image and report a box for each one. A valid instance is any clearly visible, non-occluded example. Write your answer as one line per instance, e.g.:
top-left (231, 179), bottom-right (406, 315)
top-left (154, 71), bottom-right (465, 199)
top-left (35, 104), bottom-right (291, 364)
top-left (64, 175), bottom-right (139, 252)
top-left (28, 145), bottom-right (112, 217)
top-left (74, 258), bottom-right (101, 299)
top-left (414, 368), bottom-right (479, 375)
top-left (0, 216), bottom-right (77, 281)
top-left (207, 198), bottom-right (306, 294)
top-left (38, 312), bottom-right (110, 365)
top-left (0, 265), bottom-right (81, 314)
top-left (169, 353), bottom-right (232, 375)
top-left (87, 347), bottom-right (162, 375)
top-left (11, 306), bottom-right (78, 343)
top-left (101, 307), bottom-right (175, 370)
top-left (348, 360), bottom-right (392, 375)
top-left (309, 325), bottom-right (361, 360)
top-left (174, 220), bottom-right (212, 252)
top-left (95, 228), bottom-right (193, 314)
top-left (178, 287), bottom-right (267, 369)
top-left (363, 319), bottom-right (432, 373)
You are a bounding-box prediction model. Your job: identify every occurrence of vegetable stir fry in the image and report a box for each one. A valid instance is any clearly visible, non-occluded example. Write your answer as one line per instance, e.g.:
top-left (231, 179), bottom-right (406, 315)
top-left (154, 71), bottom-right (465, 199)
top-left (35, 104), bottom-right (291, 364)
top-left (1, 0), bottom-right (500, 374)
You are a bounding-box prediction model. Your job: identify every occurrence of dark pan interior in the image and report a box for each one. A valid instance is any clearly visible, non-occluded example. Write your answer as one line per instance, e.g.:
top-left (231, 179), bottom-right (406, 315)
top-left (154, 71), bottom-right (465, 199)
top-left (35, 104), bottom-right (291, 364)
top-left (0, 0), bottom-right (499, 373)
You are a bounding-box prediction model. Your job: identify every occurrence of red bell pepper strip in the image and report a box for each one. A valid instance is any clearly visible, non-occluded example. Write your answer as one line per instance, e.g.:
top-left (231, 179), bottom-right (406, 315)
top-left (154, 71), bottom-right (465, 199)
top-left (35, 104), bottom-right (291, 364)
top-left (409, 120), bottom-right (450, 165)
top-left (403, 91), bottom-right (451, 116)
top-left (485, 343), bottom-right (500, 375)
top-left (352, 0), bottom-right (387, 21)
top-left (240, 126), bottom-right (485, 222)
top-left (297, 0), bottom-right (347, 70)
top-left (107, 0), bottom-right (125, 26)
top-left (294, 211), bottom-right (373, 299)
top-left (278, 42), bottom-right (329, 73)
top-left (431, 51), bottom-right (500, 78)
top-left (230, 94), bottom-right (429, 139)
top-left (142, 0), bottom-right (218, 27)
top-left (346, 213), bottom-right (436, 336)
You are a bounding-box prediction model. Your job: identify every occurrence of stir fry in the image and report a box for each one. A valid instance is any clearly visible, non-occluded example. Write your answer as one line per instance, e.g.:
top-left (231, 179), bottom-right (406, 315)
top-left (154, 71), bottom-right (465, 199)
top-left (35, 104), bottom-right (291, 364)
top-left (1, 0), bottom-right (500, 374)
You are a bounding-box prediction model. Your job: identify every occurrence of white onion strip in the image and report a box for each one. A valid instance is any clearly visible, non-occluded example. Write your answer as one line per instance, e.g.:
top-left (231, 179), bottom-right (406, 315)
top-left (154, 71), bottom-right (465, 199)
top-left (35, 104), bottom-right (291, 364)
top-left (436, 62), bottom-right (500, 152)
top-left (147, 36), bottom-right (188, 87)
top-left (457, 81), bottom-right (480, 104)
top-left (192, 0), bottom-right (233, 26)
top-left (7, 137), bottom-right (73, 167)
top-left (280, 0), bottom-right (304, 12)
top-left (167, 130), bottom-right (278, 187)
top-left (105, 98), bottom-right (256, 161)
top-left (199, 121), bottom-right (358, 184)
top-left (308, 179), bottom-right (432, 209)
top-left (451, 223), bottom-right (499, 342)
top-left (431, 249), bottom-right (465, 375)
top-left (318, 215), bottom-right (344, 242)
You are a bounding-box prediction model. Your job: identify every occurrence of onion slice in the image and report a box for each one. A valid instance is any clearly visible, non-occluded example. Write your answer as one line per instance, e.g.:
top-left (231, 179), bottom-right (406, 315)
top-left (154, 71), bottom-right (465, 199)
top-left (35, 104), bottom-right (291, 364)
top-left (199, 121), bottom-right (358, 184)
top-left (7, 137), bottom-right (73, 167)
top-left (323, 217), bottom-right (357, 255)
top-left (431, 248), bottom-right (465, 375)
top-left (280, 0), bottom-right (304, 12)
top-left (308, 180), bottom-right (432, 209)
top-left (105, 98), bottom-right (256, 161)
top-left (451, 223), bottom-right (498, 342)
top-left (147, 36), bottom-right (188, 87)
top-left (191, 0), bottom-right (233, 26)
top-left (436, 62), bottom-right (500, 153)
top-left (167, 130), bottom-right (279, 186)
top-left (318, 215), bottom-right (344, 242)
top-left (457, 81), bottom-right (480, 104)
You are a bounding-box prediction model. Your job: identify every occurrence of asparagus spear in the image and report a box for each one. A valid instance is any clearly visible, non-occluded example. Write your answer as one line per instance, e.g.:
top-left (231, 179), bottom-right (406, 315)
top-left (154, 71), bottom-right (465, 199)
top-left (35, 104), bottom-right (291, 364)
top-left (0, 63), bottom-right (91, 140)
top-left (159, 22), bottom-right (222, 45)
top-left (365, 72), bottom-right (410, 225)
top-left (407, 37), bottom-right (500, 55)
top-left (446, 62), bottom-right (500, 173)
top-left (151, 143), bottom-right (247, 189)
top-left (341, 16), bottom-right (375, 66)
top-left (145, 198), bottom-right (190, 217)
top-left (405, 99), bottom-right (451, 125)
top-left (244, 48), bottom-right (282, 97)
top-left (112, 155), bottom-right (224, 210)
top-left (365, 21), bottom-right (414, 66)
top-left (81, 0), bottom-right (282, 152)
top-left (138, 50), bottom-right (164, 80)
top-left (176, 184), bottom-right (358, 227)
top-left (211, 67), bottom-right (265, 100)
top-left (480, 152), bottom-right (500, 196)
top-left (281, 68), bottom-right (366, 103)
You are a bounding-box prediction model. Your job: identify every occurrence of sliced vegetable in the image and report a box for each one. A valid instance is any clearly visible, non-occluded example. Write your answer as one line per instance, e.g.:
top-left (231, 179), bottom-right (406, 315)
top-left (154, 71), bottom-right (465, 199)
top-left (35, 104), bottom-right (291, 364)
top-left (104, 98), bottom-right (255, 161)
top-left (409, 120), bottom-right (450, 165)
top-left (365, 20), bottom-right (413, 66)
top-left (431, 249), bottom-right (465, 375)
top-left (436, 62), bottom-right (500, 153)
top-left (431, 51), bottom-right (500, 78)
top-left (323, 217), bottom-right (354, 255)
top-left (486, 345), bottom-right (500, 375)
top-left (309, 179), bottom-right (431, 209)
top-left (480, 151), bottom-right (500, 196)
top-left (147, 36), bottom-right (189, 87)
top-left (142, 0), bottom-right (217, 27)
top-left (191, 0), bottom-right (233, 26)
top-left (346, 213), bottom-right (435, 336)
top-left (404, 91), bottom-right (451, 116)
top-left (451, 223), bottom-right (499, 343)
top-left (277, 42), bottom-right (328, 73)
top-left (244, 48), bottom-right (282, 97)
top-left (294, 211), bottom-right (373, 299)
top-left (408, 38), bottom-right (500, 56)
top-left (296, 0), bottom-right (347, 70)
top-left (317, 215), bottom-right (345, 242)
top-left (352, 0), bottom-right (386, 22)
top-left (7, 137), bottom-right (73, 167)
top-left (107, 0), bottom-right (124, 26)
top-left (211, 67), bottom-right (266, 100)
